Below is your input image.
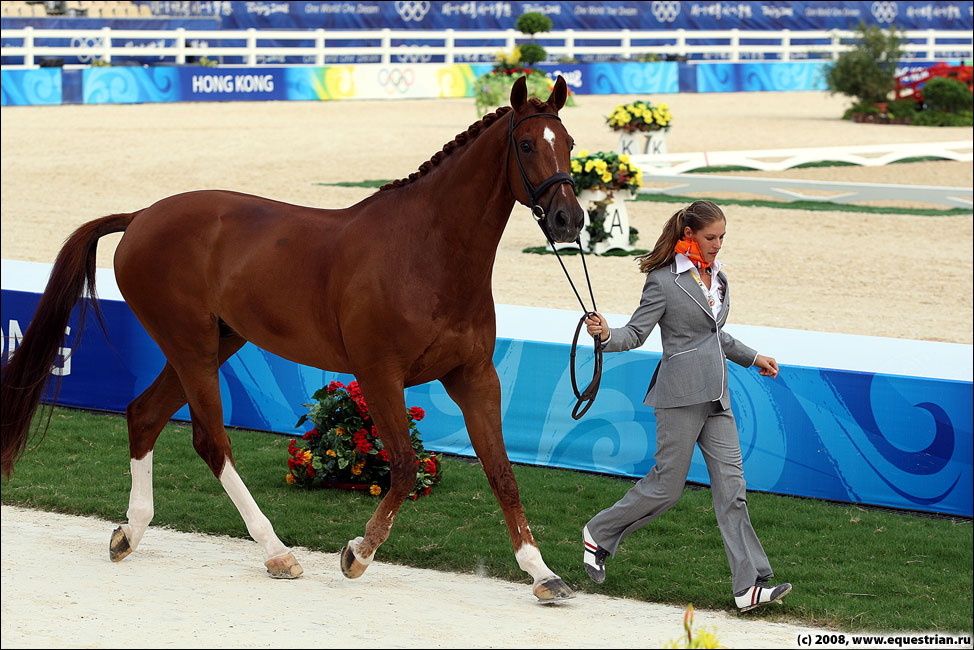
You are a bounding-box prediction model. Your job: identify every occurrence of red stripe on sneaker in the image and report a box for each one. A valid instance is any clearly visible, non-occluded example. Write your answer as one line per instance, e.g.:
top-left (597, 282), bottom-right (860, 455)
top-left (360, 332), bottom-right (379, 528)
top-left (751, 587), bottom-right (761, 606)
top-left (584, 541), bottom-right (598, 552)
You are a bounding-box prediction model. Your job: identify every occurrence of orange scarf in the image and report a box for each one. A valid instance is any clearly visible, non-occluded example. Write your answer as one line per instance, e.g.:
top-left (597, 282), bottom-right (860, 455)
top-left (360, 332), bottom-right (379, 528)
top-left (675, 237), bottom-right (712, 269)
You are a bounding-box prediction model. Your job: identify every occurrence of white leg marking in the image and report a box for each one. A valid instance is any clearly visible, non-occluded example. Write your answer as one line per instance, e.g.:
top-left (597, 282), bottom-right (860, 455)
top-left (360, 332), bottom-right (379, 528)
top-left (515, 543), bottom-right (557, 584)
top-left (121, 451), bottom-right (154, 550)
top-left (348, 536), bottom-right (376, 566)
top-left (219, 462), bottom-right (289, 561)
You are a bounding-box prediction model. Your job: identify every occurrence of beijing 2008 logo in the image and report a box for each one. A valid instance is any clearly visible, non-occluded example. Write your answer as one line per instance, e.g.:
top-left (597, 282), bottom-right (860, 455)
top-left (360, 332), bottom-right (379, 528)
top-left (395, 1), bottom-right (430, 22)
top-left (870, 1), bottom-right (899, 23)
top-left (378, 68), bottom-right (416, 95)
top-left (651, 0), bottom-right (681, 23)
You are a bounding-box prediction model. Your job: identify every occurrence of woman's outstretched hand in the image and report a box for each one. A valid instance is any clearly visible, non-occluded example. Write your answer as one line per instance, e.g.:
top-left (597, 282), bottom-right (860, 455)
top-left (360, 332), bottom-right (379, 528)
top-left (755, 354), bottom-right (779, 378)
top-left (585, 312), bottom-right (609, 342)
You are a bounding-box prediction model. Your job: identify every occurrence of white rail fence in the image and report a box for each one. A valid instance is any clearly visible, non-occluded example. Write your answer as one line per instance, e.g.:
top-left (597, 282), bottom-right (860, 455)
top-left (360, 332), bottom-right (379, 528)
top-left (630, 141), bottom-right (974, 174)
top-left (1, 27), bottom-right (972, 67)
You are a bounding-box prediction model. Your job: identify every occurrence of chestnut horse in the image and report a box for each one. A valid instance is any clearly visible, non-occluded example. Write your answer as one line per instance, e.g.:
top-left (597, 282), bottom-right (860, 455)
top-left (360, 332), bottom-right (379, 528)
top-left (1, 77), bottom-right (584, 601)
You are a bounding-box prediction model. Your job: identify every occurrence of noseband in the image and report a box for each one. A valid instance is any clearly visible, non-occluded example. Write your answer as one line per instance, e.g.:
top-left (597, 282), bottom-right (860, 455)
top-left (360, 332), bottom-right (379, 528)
top-left (505, 110), bottom-right (603, 420)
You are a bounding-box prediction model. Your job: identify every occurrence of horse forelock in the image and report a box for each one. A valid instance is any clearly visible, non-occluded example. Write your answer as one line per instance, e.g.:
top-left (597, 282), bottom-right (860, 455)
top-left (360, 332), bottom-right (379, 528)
top-left (380, 103), bottom-right (532, 192)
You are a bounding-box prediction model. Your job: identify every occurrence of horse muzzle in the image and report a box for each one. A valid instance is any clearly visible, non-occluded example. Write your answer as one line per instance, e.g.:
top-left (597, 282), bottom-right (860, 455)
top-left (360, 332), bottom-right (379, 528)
top-left (544, 195), bottom-right (586, 243)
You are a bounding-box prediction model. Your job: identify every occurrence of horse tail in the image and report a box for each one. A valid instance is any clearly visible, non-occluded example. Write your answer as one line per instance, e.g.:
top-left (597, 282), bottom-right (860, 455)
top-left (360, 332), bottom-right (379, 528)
top-left (1, 212), bottom-right (135, 478)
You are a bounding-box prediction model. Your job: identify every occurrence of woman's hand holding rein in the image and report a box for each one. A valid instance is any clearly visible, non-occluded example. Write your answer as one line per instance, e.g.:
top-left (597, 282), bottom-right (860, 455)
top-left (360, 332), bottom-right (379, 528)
top-left (585, 312), bottom-right (609, 342)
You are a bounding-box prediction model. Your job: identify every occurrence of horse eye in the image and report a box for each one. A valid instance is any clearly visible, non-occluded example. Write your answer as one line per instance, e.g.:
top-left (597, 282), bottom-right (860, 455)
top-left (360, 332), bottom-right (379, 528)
top-left (519, 141), bottom-right (532, 153)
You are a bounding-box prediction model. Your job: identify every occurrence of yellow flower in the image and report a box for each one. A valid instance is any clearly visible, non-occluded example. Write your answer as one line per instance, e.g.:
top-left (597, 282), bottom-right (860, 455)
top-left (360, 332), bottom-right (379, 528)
top-left (584, 160), bottom-right (596, 173)
top-left (578, 148), bottom-right (588, 158)
top-left (370, 484), bottom-right (382, 496)
top-left (570, 159), bottom-right (582, 173)
top-left (351, 465), bottom-right (362, 476)
top-left (286, 473), bottom-right (295, 484)
top-left (619, 154), bottom-right (630, 163)
top-left (335, 426), bottom-right (347, 436)
top-left (301, 450), bottom-right (313, 463)
top-left (601, 171), bottom-right (613, 183)
top-left (326, 449), bottom-right (337, 457)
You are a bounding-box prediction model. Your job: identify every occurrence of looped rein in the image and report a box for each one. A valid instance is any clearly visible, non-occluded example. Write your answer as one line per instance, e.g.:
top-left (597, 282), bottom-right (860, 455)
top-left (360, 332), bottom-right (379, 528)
top-left (507, 110), bottom-right (603, 420)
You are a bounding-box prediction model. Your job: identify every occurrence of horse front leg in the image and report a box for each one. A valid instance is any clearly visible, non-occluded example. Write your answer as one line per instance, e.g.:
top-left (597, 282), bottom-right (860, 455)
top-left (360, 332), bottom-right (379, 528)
top-left (339, 376), bottom-right (415, 579)
top-left (442, 363), bottom-right (575, 602)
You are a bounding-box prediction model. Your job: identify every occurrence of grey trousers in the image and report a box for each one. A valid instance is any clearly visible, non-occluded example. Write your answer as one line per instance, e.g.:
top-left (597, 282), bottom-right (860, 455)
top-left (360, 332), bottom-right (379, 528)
top-left (586, 401), bottom-right (772, 594)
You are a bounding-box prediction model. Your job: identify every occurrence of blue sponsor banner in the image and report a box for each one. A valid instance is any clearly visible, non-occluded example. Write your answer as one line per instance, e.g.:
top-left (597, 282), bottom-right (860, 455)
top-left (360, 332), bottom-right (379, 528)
top-left (0, 68), bottom-right (61, 106)
top-left (696, 61), bottom-right (830, 92)
top-left (122, 1), bottom-right (973, 32)
top-left (540, 62), bottom-right (680, 94)
top-left (3, 275), bottom-right (971, 517)
top-left (79, 66), bottom-right (288, 103)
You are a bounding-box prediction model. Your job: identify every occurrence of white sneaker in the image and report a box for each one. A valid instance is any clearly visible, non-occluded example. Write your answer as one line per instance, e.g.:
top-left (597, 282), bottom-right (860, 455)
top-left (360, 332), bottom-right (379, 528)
top-left (734, 582), bottom-right (792, 612)
top-left (582, 525), bottom-right (608, 584)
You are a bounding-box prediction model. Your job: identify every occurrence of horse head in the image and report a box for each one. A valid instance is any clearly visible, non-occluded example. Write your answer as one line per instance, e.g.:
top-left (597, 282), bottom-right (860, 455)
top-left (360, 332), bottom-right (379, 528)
top-left (507, 76), bottom-right (585, 244)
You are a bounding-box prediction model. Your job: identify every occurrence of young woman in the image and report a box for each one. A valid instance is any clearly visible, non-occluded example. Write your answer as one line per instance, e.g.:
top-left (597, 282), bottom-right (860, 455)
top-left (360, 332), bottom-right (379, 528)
top-left (581, 200), bottom-right (790, 612)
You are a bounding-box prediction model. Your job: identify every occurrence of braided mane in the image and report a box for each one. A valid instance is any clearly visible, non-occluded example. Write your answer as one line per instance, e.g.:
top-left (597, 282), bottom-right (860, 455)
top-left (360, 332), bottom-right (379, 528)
top-left (380, 102), bottom-right (544, 192)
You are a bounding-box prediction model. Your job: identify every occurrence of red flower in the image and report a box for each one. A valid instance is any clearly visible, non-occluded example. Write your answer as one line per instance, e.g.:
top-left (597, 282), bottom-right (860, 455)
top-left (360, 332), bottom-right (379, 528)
top-left (378, 449), bottom-right (390, 462)
top-left (327, 380), bottom-right (345, 393)
top-left (408, 406), bottom-right (425, 422)
top-left (306, 464), bottom-right (316, 478)
top-left (424, 458), bottom-right (437, 475)
top-left (302, 427), bottom-right (320, 440)
top-left (423, 486), bottom-right (431, 495)
top-left (287, 457), bottom-right (298, 470)
top-left (370, 425), bottom-right (379, 439)
top-left (288, 439), bottom-right (298, 454)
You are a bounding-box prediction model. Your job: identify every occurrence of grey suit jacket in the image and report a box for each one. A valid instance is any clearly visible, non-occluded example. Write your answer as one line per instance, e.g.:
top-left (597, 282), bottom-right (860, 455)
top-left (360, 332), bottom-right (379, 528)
top-left (603, 260), bottom-right (758, 409)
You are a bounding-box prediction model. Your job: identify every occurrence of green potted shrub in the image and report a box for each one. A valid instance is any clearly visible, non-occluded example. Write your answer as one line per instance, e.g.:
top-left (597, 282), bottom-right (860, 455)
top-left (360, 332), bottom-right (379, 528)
top-left (824, 21), bottom-right (904, 120)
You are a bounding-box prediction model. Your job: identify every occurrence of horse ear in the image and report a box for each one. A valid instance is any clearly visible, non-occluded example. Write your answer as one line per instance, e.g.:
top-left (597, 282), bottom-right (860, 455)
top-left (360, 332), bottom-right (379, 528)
top-left (546, 75), bottom-right (568, 111)
top-left (510, 76), bottom-right (528, 111)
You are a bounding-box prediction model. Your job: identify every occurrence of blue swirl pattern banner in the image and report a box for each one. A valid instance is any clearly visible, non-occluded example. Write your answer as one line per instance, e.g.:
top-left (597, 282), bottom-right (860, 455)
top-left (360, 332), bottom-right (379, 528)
top-left (2, 282), bottom-right (971, 517)
top-left (696, 61), bottom-right (830, 92)
top-left (0, 69), bottom-right (61, 106)
top-left (83, 67), bottom-right (180, 104)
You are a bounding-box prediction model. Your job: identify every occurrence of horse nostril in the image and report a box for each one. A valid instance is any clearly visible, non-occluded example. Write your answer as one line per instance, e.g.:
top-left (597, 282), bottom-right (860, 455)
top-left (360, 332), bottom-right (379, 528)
top-left (554, 209), bottom-right (569, 231)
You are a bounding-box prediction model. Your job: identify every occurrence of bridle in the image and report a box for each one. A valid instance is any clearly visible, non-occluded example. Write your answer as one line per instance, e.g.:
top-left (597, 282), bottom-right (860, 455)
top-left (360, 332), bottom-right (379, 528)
top-left (506, 110), bottom-right (603, 420)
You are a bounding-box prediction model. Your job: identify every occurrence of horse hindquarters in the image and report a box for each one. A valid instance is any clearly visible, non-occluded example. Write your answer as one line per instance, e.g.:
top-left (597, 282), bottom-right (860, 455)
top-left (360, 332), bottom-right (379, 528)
top-left (440, 363), bottom-right (574, 601)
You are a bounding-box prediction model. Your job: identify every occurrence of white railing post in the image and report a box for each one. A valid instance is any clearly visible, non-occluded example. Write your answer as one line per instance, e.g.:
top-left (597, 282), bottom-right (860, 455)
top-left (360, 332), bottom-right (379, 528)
top-left (676, 28), bottom-right (686, 58)
top-left (782, 28), bottom-right (791, 61)
top-left (565, 28), bottom-right (575, 60)
top-left (315, 28), bottom-right (325, 65)
top-left (445, 28), bottom-right (454, 64)
top-left (101, 26), bottom-right (112, 63)
top-left (23, 26), bottom-right (34, 67)
top-left (506, 28), bottom-right (515, 51)
top-left (622, 28), bottom-right (631, 59)
top-left (830, 28), bottom-right (840, 60)
top-left (381, 27), bottom-right (391, 64)
top-left (926, 28), bottom-right (936, 59)
top-left (175, 27), bottom-right (186, 64)
top-left (247, 27), bottom-right (257, 65)
top-left (730, 28), bottom-right (739, 62)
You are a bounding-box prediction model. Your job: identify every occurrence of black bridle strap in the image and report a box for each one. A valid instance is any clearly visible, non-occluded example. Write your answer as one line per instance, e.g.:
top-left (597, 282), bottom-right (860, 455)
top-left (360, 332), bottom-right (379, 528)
top-left (506, 110), bottom-right (603, 420)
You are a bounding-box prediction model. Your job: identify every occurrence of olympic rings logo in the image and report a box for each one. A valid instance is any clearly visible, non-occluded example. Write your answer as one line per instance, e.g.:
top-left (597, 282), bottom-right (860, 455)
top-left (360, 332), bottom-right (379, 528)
top-left (394, 45), bottom-right (433, 64)
top-left (651, 0), bottom-right (681, 23)
top-left (71, 35), bottom-right (104, 63)
top-left (870, 1), bottom-right (899, 23)
top-left (395, 1), bottom-right (430, 22)
top-left (378, 68), bottom-right (415, 94)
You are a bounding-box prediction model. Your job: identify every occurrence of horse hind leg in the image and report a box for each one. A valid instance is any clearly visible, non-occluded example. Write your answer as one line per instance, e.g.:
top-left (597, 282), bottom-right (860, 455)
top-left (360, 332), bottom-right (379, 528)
top-left (111, 361), bottom-right (186, 562)
top-left (173, 331), bottom-right (303, 579)
top-left (339, 377), bottom-right (414, 579)
top-left (442, 364), bottom-right (574, 602)
top-left (110, 333), bottom-right (245, 562)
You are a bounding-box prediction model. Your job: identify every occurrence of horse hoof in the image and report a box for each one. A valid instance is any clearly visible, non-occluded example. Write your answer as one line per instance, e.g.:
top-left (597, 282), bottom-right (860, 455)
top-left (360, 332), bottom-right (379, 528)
top-left (265, 552), bottom-right (304, 579)
top-left (109, 526), bottom-right (132, 562)
top-left (534, 577), bottom-right (576, 602)
top-left (340, 544), bottom-right (369, 579)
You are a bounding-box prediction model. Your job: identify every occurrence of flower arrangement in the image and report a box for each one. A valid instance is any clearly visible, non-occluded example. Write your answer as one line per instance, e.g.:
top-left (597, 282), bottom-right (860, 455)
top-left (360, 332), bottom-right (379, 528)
top-left (570, 150), bottom-right (643, 195)
top-left (288, 380), bottom-right (442, 499)
top-left (473, 47), bottom-right (576, 115)
top-left (606, 100), bottom-right (673, 133)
